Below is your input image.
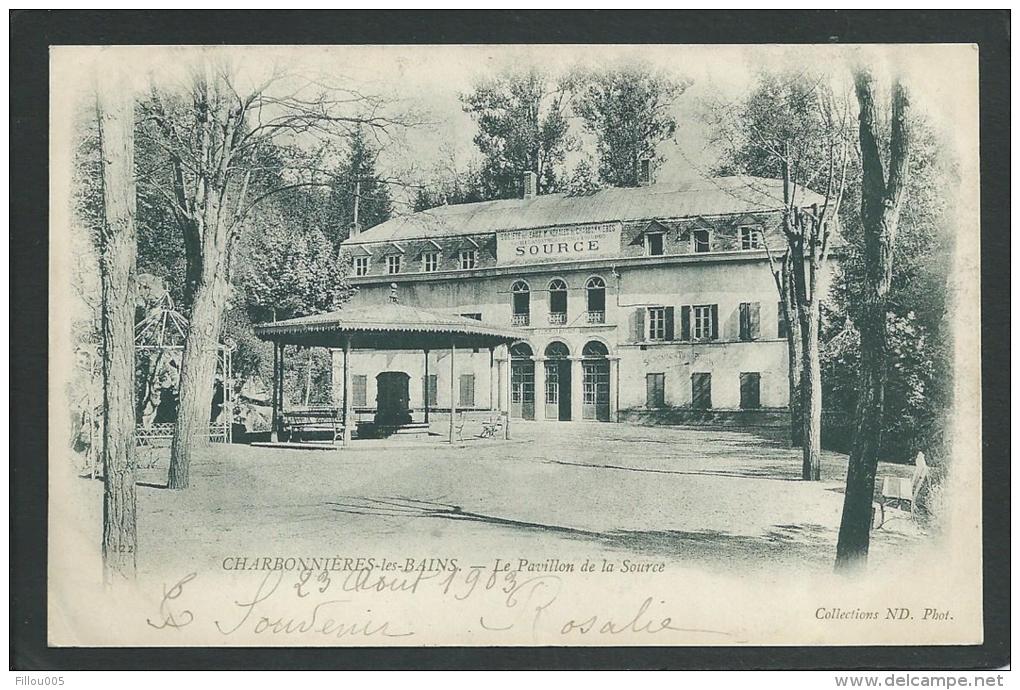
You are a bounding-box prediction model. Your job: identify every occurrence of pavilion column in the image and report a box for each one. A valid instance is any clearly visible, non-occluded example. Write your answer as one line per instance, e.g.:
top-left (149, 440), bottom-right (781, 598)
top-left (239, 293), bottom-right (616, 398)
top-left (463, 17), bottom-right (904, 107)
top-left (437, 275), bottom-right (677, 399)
top-left (488, 347), bottom-right (495, 412)
top-left (448, 340), bottom-right (457, 443)
top-left (532, 356), bottom-right (546, 420)
top-left (342, 338), bottom-right (352, 444)
top-left (270, 341), bottom-right (281, 442)
top-left (504, 343), bottom-right (512, 440)
top-left (569, 356), bottom-right (584, 422)
top-left (423, 349), bottom-right (430, 424)
top-left (608, 356), bottom-right (621, 423)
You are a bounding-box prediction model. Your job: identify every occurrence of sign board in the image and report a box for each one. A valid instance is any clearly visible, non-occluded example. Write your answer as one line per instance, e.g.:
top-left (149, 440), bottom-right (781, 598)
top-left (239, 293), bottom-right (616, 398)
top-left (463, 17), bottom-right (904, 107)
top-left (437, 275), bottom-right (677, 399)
top-left (496, 222), bottom-right (621, 266)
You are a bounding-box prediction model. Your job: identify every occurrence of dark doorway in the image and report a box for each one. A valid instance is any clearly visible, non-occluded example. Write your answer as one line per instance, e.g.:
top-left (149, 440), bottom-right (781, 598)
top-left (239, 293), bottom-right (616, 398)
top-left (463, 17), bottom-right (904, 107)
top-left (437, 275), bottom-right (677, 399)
top-left (510, 342), bottom-right (535, 420)
top-left (544, 341), bottom-right (571, 421)
top-left (375, 371), bottom-right (412, 426)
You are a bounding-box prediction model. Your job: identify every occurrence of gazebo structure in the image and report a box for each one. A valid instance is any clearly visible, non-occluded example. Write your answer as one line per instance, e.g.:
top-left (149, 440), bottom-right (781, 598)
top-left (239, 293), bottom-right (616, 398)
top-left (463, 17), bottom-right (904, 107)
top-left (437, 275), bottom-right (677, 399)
top-left (253, 290), bottom-right (523, 444)
top-left (135, 292), bottom-right (233, 445)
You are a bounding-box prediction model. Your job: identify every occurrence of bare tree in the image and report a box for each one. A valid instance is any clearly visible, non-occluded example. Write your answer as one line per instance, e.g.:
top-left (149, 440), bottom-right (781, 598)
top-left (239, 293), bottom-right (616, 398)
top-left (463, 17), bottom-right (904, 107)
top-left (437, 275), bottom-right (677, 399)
top-left (708, 72), bottom-right (852, 480)
top-left (95, 74), bottom-right (138, 581)
top-left (835, 70), bottom-right (911, 571)
top-left (138, 60), bottom-right (415, 489)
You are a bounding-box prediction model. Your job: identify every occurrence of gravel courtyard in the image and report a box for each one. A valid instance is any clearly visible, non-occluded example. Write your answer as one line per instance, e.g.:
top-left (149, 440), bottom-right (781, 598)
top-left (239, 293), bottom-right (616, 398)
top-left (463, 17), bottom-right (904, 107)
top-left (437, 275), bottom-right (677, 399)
top-left (87, 421), bottom-right (926, 578)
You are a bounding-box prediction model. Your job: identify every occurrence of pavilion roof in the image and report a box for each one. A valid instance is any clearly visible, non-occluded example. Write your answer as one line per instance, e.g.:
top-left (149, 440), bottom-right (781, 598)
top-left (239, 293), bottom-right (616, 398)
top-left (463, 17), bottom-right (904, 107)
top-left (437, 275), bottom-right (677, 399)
top-left (253, 300), bottom-right (523, 350)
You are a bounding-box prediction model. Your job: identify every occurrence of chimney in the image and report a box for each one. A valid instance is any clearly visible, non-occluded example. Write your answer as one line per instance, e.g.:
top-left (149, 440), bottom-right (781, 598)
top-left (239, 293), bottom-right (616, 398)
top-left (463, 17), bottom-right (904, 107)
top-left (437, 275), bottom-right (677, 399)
top-left (638, 158), bottom-right (654, 187)
top-left (522, 171), bottom-right (537, 200)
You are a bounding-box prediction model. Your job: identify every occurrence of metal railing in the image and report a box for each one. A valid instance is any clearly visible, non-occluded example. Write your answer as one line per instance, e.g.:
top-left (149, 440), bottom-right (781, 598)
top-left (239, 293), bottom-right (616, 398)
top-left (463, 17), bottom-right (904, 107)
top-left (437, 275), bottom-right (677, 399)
top-left (548, 312), bottom-right (567, 325)
top-left (512, 313), bottom-right (530, 327)
top-left (586, 310), bottom-right (605, 324)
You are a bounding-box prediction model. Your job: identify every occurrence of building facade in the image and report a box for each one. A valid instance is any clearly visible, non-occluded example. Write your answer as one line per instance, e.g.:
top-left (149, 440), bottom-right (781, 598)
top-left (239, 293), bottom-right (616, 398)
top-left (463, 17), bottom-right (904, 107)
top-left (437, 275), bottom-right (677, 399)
top-left (331, 175), bottom-right (827, 424)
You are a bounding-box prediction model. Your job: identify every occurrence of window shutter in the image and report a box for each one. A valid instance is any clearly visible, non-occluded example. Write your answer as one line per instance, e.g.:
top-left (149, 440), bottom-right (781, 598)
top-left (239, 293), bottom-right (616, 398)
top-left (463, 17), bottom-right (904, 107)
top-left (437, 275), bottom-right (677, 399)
top-left (353, 375), bottom-right (367, 408)
top-left (710, 304), bottom-right (719, 340)
top-left (692, 373), bottom-right (712, 410)
top-left (750, 302), bottom-right (761, 340)
top-left (459, 374), bottom-right (475, 407)
top-left (680, 305), bottom-right (691, 341)
top-left (664, 306), bottom-right (675, 341)
top-left (777, 301), bottom-right (788, 339)
top-left (630, 308), bottom-right (645, 342)
top-left (739, 303), bottom-right (750, 341)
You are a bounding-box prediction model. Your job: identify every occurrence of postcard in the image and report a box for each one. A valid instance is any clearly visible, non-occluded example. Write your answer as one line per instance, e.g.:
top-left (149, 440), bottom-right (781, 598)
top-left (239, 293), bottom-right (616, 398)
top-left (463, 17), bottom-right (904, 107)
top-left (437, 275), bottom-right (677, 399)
top-left (47, 42), bottom-right (982, 647)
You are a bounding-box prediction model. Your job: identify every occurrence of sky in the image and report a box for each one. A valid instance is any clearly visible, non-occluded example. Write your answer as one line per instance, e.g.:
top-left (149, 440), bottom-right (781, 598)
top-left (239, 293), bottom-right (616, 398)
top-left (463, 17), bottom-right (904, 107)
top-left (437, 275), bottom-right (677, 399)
top-left (55, 43), bottom-right (978, 211)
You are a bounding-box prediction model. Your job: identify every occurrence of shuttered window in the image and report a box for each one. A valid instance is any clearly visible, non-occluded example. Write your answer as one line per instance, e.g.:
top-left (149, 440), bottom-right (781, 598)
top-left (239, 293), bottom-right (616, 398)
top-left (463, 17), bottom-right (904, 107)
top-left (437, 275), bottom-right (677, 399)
top-left (422, 374), bottom-right (438, 407)
top-left (352, 375), bottom-right (368, 408)
top-left (646, 373), bottom-right (666, 408)
top-left (739, 302), bottom-right (761, 341)
top-left (648, 307), bottom-right (665, 340)
top-left (778, 301), bottom-right (789, 339)
top-left (740, 372), bottom-right (761, 409)
top-left (459, 374), bottom-right (475, 407)
top-left (693, 305), bottom-right (718, 340)
top-left (691, 373), bottom-right (712, 410)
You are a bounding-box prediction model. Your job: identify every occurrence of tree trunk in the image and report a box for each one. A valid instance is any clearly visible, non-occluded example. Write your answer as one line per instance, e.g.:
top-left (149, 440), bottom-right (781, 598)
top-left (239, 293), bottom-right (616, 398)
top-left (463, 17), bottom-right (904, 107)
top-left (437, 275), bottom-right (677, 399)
top-left (96, 78), bottom-right (138, 583)
top-left (168, 256), bottom-right (228, 490)
top-left (782, 258), bottom-right (803, 447)
top-left (800, 300), bottom-right (822, 481)
top-left (835, 70), bottom-right (910, 572)
top-left (787, 342), bottom-right (803, 447)
top-left (835, 315), bottom-right (886, 569)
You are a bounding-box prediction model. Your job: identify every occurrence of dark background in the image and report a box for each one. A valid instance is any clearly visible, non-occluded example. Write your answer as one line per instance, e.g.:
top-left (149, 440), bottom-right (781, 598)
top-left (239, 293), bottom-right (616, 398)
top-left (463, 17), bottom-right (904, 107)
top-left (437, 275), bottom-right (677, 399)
top-left (10, 9), bottom-right (1010, 670)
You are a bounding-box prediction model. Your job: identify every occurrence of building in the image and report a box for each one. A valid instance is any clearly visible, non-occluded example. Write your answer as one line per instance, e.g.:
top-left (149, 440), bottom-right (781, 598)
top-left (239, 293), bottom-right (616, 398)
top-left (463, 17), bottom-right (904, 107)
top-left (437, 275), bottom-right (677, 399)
top-left (331, 174), bottom-right (828, 425)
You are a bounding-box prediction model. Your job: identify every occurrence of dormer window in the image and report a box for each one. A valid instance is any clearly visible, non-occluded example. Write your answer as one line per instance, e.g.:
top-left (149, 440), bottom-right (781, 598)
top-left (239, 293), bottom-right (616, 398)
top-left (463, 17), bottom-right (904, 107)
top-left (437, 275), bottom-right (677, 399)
top-left (740, 226), bottom-right (763, 250)
top-left (352, 256), bottom-right (370, 277)
top-left (386, 255), bottom-right (403, 274)
top-left (422, 251), bottom-right (440, 272)
top-left (459, 250), bottom-right (478, 270)
top-left (692, 229), bottom-right (711, 253)
top-left (645, 232), bottom-right (664, 256)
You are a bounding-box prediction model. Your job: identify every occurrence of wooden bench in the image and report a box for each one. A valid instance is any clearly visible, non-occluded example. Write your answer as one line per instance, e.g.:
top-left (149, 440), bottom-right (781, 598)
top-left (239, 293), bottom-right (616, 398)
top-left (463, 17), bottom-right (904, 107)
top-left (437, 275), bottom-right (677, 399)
top-left (873, 451), bottom-right (929, 529)
top-left (284, 408), bottom-right (345, 446)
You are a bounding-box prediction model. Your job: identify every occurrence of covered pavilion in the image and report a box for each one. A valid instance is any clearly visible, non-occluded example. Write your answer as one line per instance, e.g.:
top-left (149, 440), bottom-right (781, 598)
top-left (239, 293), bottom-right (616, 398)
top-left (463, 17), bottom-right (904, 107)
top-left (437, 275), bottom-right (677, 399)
top-left (253, 290), bottom-right (524, 444)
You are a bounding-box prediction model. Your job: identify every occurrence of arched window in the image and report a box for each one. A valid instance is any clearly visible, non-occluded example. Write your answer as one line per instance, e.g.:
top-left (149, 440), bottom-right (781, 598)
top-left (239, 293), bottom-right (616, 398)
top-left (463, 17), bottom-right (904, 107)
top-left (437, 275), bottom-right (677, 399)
top-left (544, 341), bottom-right (570, 359)
top-left (585, 276), bottom-right (606, 324)
top-left (510, 280), bottom-right (530, 326)
top-left (510, 342), bottom-right (534, 360)
top-left (582, 340), bottom-right (609, 359)
top-left (548, 278), bottom-right (567, 324)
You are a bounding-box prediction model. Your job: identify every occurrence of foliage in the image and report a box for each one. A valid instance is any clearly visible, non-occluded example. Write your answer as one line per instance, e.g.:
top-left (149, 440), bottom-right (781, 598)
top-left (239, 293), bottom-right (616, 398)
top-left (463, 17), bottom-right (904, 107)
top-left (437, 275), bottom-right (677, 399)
top-left (573, 63), bottom-right (688, 187)
top-left (412, 164), bottom-right (485, 211)
top-left (823, 116), bottom-right (956, 463)
top-left (565, 156), bottom-right (602, 197)
top-left (461, 67), bottom-right (572, 199)
top-left (713, 69), bottom-right (954, 465)
top-left (237, 219), bottom-right (353, 324)
top-left (710, 71), bottom-right (852, 194)
top-left (322, 127), bottom-right (393, 246)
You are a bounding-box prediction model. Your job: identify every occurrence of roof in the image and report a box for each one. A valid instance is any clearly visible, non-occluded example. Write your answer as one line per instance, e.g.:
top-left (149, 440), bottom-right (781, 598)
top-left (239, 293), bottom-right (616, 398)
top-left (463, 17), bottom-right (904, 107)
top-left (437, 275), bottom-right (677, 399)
top-left (253, 300), bottom-right (523, 350)
top-left (345, 176), bottom-right (827, 245)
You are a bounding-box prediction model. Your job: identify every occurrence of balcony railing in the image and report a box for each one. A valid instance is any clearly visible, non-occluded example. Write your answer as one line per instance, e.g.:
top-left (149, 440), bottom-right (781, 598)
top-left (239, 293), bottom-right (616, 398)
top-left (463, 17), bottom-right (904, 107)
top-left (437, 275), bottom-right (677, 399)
top-left (586, 310), bottom-right (605, 324)
top-left (548, 312), bottom-right (567, 325)
top-left (511, 313), bottom-right (530, 327)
